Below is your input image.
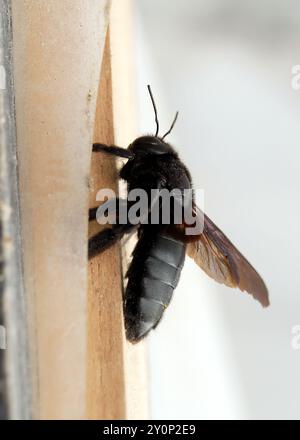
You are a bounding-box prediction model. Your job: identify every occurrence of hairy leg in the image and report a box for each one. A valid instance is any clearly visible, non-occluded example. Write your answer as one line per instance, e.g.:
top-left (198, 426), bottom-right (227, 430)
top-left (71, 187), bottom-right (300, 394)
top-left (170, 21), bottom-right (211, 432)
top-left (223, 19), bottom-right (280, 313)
top-left (93, 143), bottom-right (133, 159)
top-left (89, 198), bottom-right (130, 223)
top-left (88, 223), bottom-right (136, 259)
top-left (89, 206), bottom-right (98, 222)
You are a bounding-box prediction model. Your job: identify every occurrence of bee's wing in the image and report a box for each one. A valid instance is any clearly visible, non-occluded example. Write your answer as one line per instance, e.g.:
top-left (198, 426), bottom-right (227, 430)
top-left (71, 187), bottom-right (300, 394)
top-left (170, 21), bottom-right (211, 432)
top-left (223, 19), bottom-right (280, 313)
top-left (186, 210), bottom-right (269, 307)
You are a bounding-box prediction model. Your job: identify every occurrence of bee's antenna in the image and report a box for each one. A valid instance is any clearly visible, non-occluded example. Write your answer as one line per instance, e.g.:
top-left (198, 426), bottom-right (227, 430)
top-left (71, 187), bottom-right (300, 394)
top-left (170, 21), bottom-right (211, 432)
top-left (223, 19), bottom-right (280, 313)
top-left (147, 85), bottom-right (159, 137)
top-left (161, 111), bottom-right (179, 140)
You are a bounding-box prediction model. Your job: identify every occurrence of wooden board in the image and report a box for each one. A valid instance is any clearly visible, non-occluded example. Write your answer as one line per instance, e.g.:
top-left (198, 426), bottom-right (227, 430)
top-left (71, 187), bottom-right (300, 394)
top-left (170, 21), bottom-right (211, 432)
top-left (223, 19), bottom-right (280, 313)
top-left (87, 4), bottom-right (149, 416)
top-left (11, 0), bottom-right (148, 420)
top-left (12, 0), bottom-right (110, 419)
top-left (87, 31), bottom-right (127, 420)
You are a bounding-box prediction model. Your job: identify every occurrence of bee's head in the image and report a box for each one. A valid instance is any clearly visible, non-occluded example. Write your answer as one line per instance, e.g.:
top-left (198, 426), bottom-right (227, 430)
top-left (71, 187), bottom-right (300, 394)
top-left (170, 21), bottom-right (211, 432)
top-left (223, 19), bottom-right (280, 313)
top-left (128, 135), bottom-right (174, 156)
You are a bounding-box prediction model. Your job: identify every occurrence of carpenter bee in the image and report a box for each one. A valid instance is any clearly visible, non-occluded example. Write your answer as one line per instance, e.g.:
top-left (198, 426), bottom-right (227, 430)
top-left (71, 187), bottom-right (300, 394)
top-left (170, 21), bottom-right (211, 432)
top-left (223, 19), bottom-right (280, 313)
top-left (89, 86), bottom-right (269, 343)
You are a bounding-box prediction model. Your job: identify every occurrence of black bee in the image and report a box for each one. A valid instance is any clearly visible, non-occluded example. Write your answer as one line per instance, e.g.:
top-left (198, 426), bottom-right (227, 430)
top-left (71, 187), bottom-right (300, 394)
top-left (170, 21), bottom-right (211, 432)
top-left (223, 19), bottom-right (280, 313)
top-left (89, 86), bottom-right (269, 343)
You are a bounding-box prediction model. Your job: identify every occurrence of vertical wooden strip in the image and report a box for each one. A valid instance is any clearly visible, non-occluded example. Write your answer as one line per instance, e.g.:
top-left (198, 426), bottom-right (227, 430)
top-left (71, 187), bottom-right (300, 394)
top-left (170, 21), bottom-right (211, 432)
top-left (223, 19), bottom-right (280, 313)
top-left (87, 31), bottom-right (126, 419)
top-left (87, 0), bottom-right (149, 419)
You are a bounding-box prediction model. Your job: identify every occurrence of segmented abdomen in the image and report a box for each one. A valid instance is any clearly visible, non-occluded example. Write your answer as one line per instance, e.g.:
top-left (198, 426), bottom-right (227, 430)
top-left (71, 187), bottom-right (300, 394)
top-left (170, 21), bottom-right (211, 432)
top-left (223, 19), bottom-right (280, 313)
top-left (124, 226), bottom-right (186, 342)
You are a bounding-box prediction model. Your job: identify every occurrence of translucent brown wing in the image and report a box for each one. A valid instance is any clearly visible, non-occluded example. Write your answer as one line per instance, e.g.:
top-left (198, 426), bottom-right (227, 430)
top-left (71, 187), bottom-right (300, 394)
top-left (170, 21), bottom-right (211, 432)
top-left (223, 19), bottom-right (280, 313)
top-left (187, 211), bottom-right (269, 307)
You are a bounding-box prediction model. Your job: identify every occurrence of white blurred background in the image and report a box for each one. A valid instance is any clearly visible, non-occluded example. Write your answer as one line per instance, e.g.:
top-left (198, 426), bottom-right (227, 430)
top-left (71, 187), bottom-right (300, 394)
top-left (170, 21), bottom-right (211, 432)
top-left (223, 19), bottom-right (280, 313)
top-left (132, 0), bottom-right (300, 419)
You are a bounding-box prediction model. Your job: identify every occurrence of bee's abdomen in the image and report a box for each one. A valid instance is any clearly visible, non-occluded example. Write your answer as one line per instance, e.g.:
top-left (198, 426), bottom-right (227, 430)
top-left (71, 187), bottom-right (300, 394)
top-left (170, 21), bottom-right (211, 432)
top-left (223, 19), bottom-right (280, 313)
top-left (124, 229), bottom-right (186, 342)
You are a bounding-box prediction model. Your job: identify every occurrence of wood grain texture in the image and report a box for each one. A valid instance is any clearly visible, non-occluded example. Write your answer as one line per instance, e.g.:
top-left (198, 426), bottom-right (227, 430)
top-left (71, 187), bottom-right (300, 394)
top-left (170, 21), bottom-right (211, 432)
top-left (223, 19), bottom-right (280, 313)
top-left (87, 0), bottom-right (149, 419)
top-left (87, 31), bottom-right (127, 420)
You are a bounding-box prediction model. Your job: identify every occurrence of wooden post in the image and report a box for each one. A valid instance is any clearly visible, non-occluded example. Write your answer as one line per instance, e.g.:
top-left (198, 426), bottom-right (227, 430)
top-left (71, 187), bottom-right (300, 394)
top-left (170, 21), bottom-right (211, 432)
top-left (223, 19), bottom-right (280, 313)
top-left (87, 31), bottom-right (127, 419)
top-left (11, 0), bottom-right (110, 419)
top-left (9, 0), bottom-right (148, 420)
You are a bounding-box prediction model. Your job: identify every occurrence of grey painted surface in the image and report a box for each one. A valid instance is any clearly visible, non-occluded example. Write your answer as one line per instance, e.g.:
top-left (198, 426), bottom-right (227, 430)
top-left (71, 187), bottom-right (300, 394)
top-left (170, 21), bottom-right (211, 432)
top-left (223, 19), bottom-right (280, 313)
top-left (0, 1), bottom-right (30, 420)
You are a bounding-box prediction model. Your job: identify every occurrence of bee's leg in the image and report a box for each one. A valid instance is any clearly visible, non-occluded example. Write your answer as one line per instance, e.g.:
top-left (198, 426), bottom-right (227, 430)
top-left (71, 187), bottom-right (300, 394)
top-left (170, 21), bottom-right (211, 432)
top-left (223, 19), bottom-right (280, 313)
top-left (93, 143), bottom-right (134, 159)
top-left (88, 223), bottom-right (136, 259)
top-left (89, 198), bottom-right (129, 222)
top-left (89, 206), bottom-right (98, 222)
